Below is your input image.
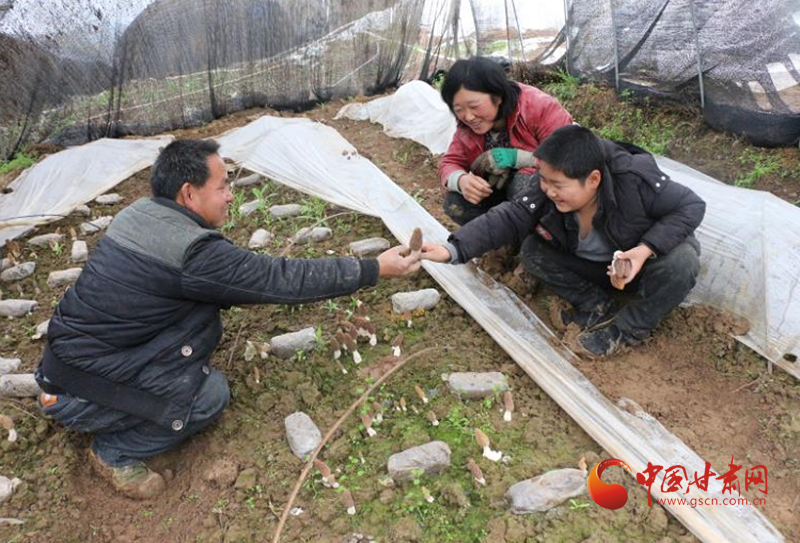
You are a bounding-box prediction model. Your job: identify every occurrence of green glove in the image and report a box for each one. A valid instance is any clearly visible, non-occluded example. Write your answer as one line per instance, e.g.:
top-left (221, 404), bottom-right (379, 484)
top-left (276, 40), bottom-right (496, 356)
top-left (490, 148), bottom-right (535, 169)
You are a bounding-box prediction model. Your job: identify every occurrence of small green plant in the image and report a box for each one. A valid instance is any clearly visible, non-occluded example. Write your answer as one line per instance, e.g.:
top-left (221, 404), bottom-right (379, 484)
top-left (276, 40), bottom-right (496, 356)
top-left (431, 71), bottom-right (447, 91)
top-left (543, 68), bottom-right (580, 103)
top-left (49, 240), bottom-right (63, 258)
top-left (0, 152), bottom-right (35, 174)
top-left (295, 349), bottom-right (307, 362)
top-left (142, 510), bottom-right (154, 519)
top-left (568, 498), bottom-right (591, 511)
top-left (735, 148), bottom-right (782, 188)
top-left (325, 300), bottom-right (340, 313)
top-left (300, 196), bottom-right (328, 223)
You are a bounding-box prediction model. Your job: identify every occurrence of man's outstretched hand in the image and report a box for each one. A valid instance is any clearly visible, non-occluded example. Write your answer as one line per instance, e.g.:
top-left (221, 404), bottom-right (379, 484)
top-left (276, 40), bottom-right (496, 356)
top-left (377, 245), bottom-right (423, 277)
top-left (420, 243), bottom-right (451, 263)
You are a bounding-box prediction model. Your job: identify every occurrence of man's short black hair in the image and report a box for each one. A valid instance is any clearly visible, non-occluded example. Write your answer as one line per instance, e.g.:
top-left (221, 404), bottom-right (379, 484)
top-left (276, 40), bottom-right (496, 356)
top-left (440, 57), bottom-right (521, 125)
top-left (150, 139), bottom-right (221, 199)
top-left (534, 125), bottom-right (605, 183)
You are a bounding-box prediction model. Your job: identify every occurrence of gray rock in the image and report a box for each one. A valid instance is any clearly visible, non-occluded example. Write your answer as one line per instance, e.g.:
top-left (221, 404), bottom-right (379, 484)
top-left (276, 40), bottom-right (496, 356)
top-left (0, 299), bottom-right (38, 318)
top-left (0, 476), bottom-right (21, 505)
top-left (233, 173), bottom-right (263, 188)
top-left (80, 216), bottom-right (113, 235)
top-left (71, 204), bottom-right (91, 217)
top-left (71, 240), bottom-right (89, 263)
top-left (1, 262), bottom-right (35, 282)
top-left (269, 204), bottom-right (303, 219)
top-left (284, 412), bottom-right (322, 460)
top-left (292, 227), bottom-right (332, 244)
top-left (391, 289), bottom-right (441, 314)
top-left (506, 468), bottom-right (587, 514)
top-left (239, 200), bottom-right (261, 216)
top-left (33, 319), bottom-right (49, 339)
top-left (248, 229), bottom-right (273, 249)
top-left (270, 327), bottom-right (317, 359)
top-left (27, 233), bottom-right (64, 247)
top-left (387, 441), bottom-right (451, 482)
top-left (0, 373), bottom-right (42, 398)
top-left (95, 193), bottom-right (123, 205)
top-left (349, 237), bottom-right (390, 256)
top-left (0, 358), bottom-right (21, 375)
top-left (446, 372), bottom-right (509, 399)
top-left (310, 227), bottom-right (332, 243)
top-left (0, 258), bottom-right (12, 272)
top-left (47, 268), bottom-right (82, 288)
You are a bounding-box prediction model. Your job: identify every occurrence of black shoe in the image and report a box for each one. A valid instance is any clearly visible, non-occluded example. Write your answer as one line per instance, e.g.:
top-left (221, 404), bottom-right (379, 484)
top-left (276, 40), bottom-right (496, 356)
top-left (577, 324), bottom-right (637, 357)
top-left (557, 301), bottom-right (618, 331)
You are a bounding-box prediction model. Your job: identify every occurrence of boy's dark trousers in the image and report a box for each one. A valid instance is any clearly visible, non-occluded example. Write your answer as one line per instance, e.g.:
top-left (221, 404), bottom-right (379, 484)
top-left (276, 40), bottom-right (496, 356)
top-left (520, 235), bottom-right (700, 340)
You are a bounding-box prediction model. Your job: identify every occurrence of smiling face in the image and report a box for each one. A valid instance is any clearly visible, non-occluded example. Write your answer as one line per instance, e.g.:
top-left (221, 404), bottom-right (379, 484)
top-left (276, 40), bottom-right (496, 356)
top-left (452, 87), bottom-right (502, 135)
top-left (537, 159), bottom-right (602, 213)
top-left (177, 154), bottom-right (233, 228)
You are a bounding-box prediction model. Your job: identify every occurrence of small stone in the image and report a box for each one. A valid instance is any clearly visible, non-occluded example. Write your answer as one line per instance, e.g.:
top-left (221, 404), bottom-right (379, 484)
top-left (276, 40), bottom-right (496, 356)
top-left (239, 200), bottom-right (261, 216)
top-left (292, 227), bottom-right (332, 244)
top-left (270, 327), bottom-right (316, 359)
top-left (47, 268), bottom-right (82, 288)
top-left (387, 441), bottom-right (451, 482)
top-left (247, 229), bottom-right (273, 249)
top-left (94, 193), bottom-right (123, 205)
top-left (349, 237), bottom-right (390, 257)
top-left (310, 227), bottom-right (332, 243)
top-left (284, 412), bottom-right (322, 460)
top-left (0, 358), bottom-right (22, 375)
top-left (0, 476), bottom-right (21, 505)
top-left (80, 216), bottom-right (113, 235)
top-left (391, 289), bottom-right (440, 313)
top-left (506, 468), bottom-right (587, 514)
top-left (269, 204), bottom-right (303, 219)
top-left (1, 262), bottom-right (35, 282)
top-left (232, 173), bottom-right (263, 188)
top-left (0, 258), bottom-right (12, 272)
top-left (27, 233), bottom-right (64, 247)
top-left (71, 204), bottom-right (92, 217)
top-left (233, 468), bottom-right (257, 490)
top-left (446, 372), bottom-right (509, 399)
top-left (203, 459), bottom-right (239, 487)
top-left (0, 373), bottom-right (42, 398)
top-left (31, 319), bottom-right (50, 339)
top-left (71, 241), bottom-right (89, 263)
top-left (0, 299), bottom-right (39, 318)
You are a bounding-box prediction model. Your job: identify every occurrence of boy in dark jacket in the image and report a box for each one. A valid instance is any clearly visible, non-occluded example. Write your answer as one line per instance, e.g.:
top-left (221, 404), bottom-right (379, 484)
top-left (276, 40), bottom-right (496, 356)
top-left (423, 125), bottom-right (705, 357)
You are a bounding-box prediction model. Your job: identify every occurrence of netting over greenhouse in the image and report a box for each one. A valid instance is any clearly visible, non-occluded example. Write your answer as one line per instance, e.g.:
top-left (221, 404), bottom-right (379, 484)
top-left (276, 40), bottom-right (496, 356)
top-left (1, 0), bottom-right (798, 157)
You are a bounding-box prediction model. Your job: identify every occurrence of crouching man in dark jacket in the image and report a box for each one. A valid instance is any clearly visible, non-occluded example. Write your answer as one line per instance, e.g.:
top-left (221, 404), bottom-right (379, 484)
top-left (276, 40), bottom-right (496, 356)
top-left (35, 139), bottom-right (426, 499)
top-left (423, 125), bottom-right (705, 357)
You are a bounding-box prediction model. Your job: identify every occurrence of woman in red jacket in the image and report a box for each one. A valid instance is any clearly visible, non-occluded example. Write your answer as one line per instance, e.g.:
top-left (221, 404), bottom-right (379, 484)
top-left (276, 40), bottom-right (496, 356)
top-left (439, 57), bottom-right (573, 225)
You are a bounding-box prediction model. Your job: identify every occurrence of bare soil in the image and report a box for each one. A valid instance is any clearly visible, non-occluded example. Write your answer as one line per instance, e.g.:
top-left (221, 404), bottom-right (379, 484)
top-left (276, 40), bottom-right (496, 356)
top-left (1, 81), bottom-right (799, 543)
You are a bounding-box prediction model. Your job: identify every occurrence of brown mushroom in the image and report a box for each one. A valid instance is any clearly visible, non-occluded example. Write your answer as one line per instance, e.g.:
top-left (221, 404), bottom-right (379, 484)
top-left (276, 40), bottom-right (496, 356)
top-left (361, 413), bottom-right (377, 437)
top-left (391, 333), bottom-right (404, 357)
top-left (427, 411), bottom-right (439, 427)
top-left (341, 489), bottom-right (356, 515)
top-left (414, 385), bottom-right (429, 404)
top-left (503, 391), bottom-right (514, 422)
top-left (466, 459), bottom-right (486, 486)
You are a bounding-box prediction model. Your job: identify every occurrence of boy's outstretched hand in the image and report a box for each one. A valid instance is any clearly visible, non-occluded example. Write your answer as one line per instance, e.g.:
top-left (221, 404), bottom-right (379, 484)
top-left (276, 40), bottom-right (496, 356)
top-left (420, 243), bottom-right (451, 263)
top-left (607, 244), bottom-right (654, 287)
top-left (377, 245), bottom-right (422, 278)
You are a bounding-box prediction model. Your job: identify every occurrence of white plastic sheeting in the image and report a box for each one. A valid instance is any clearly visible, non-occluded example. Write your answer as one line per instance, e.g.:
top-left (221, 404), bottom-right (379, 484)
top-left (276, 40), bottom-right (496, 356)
top-left (216, 115), bottom-right (783, 542)
top-left (335, 80), bottom-right (457, 155)
top-left (0, 137), bottom-right (172, 247)
top-left (338, 82), bottom-right (800, 377)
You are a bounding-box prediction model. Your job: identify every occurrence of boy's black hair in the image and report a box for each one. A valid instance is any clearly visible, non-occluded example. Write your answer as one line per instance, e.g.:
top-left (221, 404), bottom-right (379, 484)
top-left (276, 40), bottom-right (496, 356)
top-left (150, 139), bottom-right (221, 199)
top-left (533, 125), bottom-right (605, 183)
top-left (440, 57), bottom-right (521, 124)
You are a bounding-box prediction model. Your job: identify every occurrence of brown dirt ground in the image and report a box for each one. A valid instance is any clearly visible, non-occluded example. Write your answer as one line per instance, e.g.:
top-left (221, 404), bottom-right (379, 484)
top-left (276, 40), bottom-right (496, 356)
top-left (0, 81), bottom-right (799, 543)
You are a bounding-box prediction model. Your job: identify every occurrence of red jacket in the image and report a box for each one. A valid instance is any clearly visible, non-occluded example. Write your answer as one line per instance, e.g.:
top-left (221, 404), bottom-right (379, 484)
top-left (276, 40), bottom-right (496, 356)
top-left (438, 84), bottom-right (573, 187)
